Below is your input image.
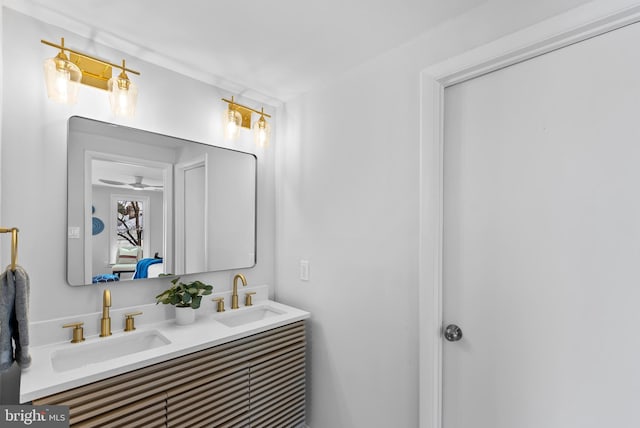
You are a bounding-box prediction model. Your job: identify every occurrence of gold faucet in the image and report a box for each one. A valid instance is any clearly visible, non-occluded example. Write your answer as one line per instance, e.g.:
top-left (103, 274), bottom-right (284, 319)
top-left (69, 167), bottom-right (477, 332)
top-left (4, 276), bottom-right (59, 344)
top-left (231, 274), bottom-right (247, 309)
top-left (62, 322), bottom-right (85, 343)
top-left (100, 289), bottom-right (112, 337)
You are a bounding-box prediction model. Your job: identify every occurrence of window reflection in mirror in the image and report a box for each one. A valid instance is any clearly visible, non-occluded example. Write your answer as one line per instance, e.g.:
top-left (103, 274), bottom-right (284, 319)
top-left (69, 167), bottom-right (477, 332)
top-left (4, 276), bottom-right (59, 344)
top-left (116, 200), bottom-right (144, 251)
top-left (67, 116), bottom-right (257, 286)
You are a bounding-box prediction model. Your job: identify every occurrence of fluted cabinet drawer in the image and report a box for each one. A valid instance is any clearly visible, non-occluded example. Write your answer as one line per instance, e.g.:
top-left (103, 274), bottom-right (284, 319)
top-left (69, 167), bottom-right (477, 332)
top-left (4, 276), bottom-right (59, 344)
top-left (73, 393), bottom-right (167, 428)
top-left (248, 322), bottom-right (306, 428)
top-left (167, 369), bottom-right (249, 428)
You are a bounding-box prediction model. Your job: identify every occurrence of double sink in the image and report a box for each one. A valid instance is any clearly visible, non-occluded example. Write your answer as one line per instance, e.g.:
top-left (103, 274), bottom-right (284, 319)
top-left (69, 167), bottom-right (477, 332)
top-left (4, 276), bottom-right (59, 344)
top-left (50, 303), bottom-right (286, 373)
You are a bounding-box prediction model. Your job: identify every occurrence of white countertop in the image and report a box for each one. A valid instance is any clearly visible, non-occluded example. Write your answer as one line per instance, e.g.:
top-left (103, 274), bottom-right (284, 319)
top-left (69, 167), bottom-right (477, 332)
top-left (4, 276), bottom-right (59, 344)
top-left (20, 297), bottom-right (309, 403)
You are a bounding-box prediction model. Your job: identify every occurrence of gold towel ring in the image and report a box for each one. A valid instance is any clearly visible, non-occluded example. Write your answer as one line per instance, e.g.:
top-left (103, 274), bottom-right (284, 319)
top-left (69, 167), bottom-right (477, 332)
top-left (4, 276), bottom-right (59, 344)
top-left (11, 228), bottom-right (18, 271)
top-left (0, 227), bottom-right (19, 271)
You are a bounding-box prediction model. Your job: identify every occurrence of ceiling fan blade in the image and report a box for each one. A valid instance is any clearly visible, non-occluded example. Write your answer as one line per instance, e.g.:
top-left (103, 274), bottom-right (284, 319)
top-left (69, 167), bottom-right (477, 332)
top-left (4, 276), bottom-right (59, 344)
top-left (99, 179), bottom-right (126, 185)
top-left (127, 176), bottom-right (163, 189)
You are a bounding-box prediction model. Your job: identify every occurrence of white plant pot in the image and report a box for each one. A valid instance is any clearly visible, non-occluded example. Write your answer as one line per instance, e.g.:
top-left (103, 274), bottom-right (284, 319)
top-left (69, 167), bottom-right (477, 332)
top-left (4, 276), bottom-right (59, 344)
top-left (175, 306), bottom-right (196, 325)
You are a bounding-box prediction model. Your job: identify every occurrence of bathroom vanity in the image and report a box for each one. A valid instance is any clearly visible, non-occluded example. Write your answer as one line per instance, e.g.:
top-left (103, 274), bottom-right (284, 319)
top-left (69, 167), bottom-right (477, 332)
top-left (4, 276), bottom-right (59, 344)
top-left (21, 294), bottom-right (309, 427)
top-left (29, 116), bottom-right (306, 426)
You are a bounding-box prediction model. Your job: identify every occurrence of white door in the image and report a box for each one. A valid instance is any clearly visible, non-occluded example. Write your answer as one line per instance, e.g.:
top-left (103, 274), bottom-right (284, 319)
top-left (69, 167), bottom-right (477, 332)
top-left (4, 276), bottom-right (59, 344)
top-left (175, 155), bottom-right (208, 274)
top-left (184, 165), bottom-right (206, 273)
top-left (443, 21), bottom-right (640, 428)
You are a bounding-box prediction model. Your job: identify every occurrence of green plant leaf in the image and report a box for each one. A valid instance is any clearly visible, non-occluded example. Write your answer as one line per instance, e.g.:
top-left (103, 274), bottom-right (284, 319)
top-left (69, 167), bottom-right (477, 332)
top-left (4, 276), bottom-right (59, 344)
top-left (155, 290), bottom-right (170, 302)
top-left (191, 295), bottom-right (202, 309)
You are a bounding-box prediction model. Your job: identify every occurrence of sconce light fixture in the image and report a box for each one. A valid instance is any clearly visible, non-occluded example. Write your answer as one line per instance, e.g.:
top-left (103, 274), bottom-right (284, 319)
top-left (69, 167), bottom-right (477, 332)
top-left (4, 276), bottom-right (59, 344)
top-left (108, 59), bottom-right (138, 118)
top-left (42, 38), bottom-right (81, 105)
top-left (253, 107), bottom-right (271, 148)
top-left (223, 96), bottom-right (244, 140)
top-left (222, 97), bottom-right (272, 147)
top-left (41, 37), bottom-right (140, 117)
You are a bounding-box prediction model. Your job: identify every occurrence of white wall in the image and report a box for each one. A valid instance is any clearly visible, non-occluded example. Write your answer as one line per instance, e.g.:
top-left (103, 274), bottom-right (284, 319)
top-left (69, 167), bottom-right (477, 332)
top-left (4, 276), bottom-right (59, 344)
top-left (0, 7), bottom-right (276, 401)
top-left (276, 1), bottom-right (595, 427)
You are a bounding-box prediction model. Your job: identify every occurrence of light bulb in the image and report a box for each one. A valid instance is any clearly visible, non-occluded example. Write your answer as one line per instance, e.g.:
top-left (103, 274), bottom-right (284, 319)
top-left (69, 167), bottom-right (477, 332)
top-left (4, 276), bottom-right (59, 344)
top-left (54, 70), bottom-right (71, 101)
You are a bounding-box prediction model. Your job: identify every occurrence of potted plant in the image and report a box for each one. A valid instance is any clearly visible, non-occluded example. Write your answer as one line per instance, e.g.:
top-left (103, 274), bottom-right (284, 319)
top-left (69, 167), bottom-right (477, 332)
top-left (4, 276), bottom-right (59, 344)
top-left (155, 277), bottom-right (213, 325)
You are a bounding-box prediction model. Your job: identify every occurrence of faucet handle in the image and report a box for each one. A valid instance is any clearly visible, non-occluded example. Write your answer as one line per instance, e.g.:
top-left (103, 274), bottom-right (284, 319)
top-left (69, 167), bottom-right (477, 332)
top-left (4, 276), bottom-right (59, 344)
top-left (62, 322), bottom-right (85, 343)
top-left (212, 297), bottom-right (225, 312)
top-left (124, 311), bottom-right (143, 332)
top-left (245, 292), bottom-right (256, 307)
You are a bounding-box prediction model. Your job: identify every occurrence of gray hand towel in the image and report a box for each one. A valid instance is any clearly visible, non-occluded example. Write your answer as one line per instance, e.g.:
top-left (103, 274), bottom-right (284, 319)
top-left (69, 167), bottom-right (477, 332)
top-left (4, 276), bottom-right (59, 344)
top-left (0, 266), bottom-right (31, 372)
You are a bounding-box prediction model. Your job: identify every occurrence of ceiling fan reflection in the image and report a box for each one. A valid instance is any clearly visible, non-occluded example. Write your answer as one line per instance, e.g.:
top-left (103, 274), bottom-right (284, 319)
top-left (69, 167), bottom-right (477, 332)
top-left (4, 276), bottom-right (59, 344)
top-left (99, 175), bottom-right (163, 190)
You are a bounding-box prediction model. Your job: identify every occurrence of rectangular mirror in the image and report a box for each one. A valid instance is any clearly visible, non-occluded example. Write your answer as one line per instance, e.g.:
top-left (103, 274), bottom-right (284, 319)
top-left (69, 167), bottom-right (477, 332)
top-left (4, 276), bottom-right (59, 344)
top-left (67, 116), bottom-right (257, 286)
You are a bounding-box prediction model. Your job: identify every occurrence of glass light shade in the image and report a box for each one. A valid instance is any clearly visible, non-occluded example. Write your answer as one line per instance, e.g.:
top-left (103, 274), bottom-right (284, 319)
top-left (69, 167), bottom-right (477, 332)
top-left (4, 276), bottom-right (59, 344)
top-left (223, 109), bottom-right (243, 140)
top-left (253, 115), bottom-right (271, 148)
top-left (108, 72), bottom-right (138, 118)
top-left (43, 52), bottom-right (82, 105)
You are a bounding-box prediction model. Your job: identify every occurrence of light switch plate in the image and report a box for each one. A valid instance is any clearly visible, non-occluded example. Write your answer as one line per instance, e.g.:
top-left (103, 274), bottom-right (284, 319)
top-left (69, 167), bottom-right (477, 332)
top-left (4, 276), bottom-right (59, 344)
top-left (299, 260), bottom-right (309, 281)
top-left (68, 227), bottom-right (80, 239)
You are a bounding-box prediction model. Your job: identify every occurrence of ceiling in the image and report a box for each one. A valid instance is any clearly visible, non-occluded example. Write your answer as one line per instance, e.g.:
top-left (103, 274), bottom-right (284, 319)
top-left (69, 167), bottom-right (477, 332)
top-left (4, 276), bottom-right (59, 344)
top-left (12, 0), bottom-right (485, 103)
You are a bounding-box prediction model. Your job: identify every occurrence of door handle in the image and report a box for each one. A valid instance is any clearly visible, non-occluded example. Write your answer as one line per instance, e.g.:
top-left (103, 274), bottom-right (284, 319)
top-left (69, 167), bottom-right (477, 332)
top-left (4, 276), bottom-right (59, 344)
top-left (444, 324), bottom-right (463, 342)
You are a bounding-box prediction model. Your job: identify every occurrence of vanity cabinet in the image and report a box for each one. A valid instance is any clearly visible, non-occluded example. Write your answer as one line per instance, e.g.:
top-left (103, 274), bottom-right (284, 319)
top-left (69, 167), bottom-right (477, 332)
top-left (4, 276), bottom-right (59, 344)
top-left (33, 321), bottom-right (306, 427)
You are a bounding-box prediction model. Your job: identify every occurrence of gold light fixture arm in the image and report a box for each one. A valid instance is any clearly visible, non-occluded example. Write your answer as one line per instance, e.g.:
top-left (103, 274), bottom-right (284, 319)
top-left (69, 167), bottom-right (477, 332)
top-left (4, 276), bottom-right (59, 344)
top-left (222, 98), bottom-right (271, 118)
top-left (40, 39), bottom-right (140, 75)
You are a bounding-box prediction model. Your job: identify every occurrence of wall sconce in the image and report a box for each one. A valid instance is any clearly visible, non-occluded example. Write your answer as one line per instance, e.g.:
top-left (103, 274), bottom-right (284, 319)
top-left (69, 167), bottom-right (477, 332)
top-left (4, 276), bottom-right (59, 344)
top-left (223, 96), bottom-right (243, 140)
top-left (41, 37), bottom-right (140, 118)
top-left (222, 97), bottom-right (272, 147)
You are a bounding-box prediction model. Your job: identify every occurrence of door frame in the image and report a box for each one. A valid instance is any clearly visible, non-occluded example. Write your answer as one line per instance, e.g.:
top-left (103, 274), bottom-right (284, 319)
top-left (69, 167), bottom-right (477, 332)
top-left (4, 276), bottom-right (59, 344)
top-left (418, 2), bottom-right (640, 427)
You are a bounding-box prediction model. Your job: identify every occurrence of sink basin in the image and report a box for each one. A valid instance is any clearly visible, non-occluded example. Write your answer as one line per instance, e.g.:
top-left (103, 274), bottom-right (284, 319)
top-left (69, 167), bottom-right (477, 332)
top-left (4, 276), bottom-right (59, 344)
top-left (51, 330), bottom-right (171, 372)
top-left (215, 305), bottom-right (284, 327)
